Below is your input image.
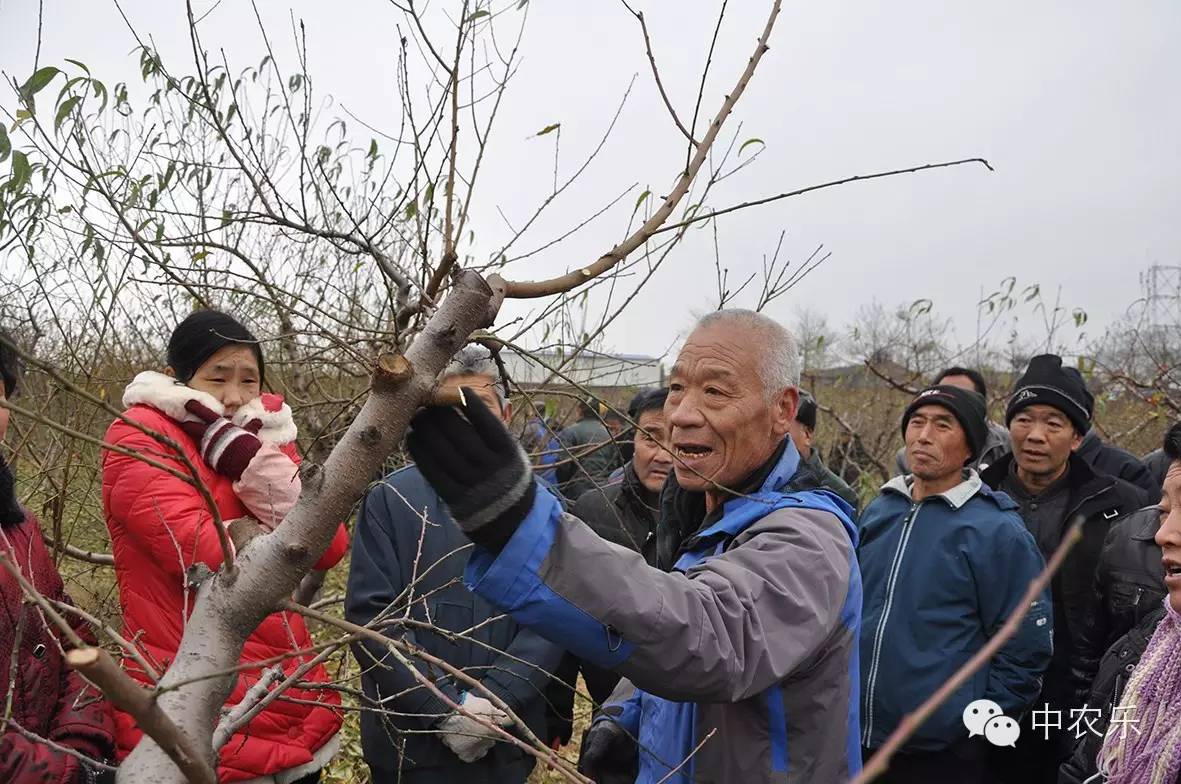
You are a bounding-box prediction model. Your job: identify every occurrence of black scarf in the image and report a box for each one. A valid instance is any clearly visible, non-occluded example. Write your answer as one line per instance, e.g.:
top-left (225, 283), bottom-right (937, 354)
top-left (656, 438), bottom-right (789, 570)
top-left (0, 453), bottom-right (25, 528)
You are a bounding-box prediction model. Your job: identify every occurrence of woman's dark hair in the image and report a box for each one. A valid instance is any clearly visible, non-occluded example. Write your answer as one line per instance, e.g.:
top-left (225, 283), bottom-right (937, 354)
top-left (167, 310), bottom-right (264, 384)
top-left (0, 327), bottom-right (22, 398)
top-left (933, 366), bottom-right (988, 398)
top-left (1163, 422), bottom-right (1181, 464)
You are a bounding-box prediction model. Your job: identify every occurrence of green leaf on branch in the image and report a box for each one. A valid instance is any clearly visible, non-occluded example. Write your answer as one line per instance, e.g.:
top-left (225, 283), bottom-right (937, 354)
top-left (64, 59), bottom-right (91, 75)
top-left (0, 125), bottom-right (10, 163)
top-left (19, 66), bottom-right (60, 102)
top-left (466, 9), bottom-right (490, 23)
top-left (738, 137), bottom-right (765, 155)
top-left (9, 151), bottom-right (31, 192)
top-left (632, 189), bottom-right (651, 217)
top-left (55, 97), bottom-right (81, 132)
top-left (534, 122), bottom-right (560, 137)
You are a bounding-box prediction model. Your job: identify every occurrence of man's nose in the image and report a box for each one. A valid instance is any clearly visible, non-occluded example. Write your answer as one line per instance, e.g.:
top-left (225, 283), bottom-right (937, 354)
top-left (1156, 510), bottom-right (1181, 549)
top-left (667, 395), bottom-right (704, 428)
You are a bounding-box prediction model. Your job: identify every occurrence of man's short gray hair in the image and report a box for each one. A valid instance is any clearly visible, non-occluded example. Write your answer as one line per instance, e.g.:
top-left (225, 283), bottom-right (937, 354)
top-left (694, 309), bottom-right (801, 399)
top-left (442, 345), bottom-right (507, 403)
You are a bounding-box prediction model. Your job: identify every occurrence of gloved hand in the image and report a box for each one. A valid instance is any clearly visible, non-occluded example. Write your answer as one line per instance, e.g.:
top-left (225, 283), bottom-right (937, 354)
top-left (437, 693), bottom-right (512, 763)
top-left (180, 399), bottom-right (263, 481)
top-left (407, 389), bottom-right (536, 551)
top-left (577, 719), bottom-right (639, 784)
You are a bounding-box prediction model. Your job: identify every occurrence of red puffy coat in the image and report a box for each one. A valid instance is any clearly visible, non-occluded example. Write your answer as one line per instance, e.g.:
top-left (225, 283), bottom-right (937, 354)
top-left (102, 386), bottom-right (348, 782)
top-left (1, 510), bottom-right (116, 784)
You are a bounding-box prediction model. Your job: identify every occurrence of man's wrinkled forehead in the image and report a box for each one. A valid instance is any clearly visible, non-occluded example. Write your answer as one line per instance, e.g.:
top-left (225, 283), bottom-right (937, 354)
top-left (672, 324), bottom-right (756, 378)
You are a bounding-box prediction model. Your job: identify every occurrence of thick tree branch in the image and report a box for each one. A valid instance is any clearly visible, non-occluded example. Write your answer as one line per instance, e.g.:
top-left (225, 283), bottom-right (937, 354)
top-left (68, 648), bottom-right (218, 784)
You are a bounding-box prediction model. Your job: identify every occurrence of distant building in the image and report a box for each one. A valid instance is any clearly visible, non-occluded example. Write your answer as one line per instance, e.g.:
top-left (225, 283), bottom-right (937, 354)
top-left (502, 349), bottom-right (664, 391)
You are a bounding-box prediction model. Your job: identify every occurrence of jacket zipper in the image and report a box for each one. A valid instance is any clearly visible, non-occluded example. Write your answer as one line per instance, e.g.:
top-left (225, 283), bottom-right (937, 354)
top-left (863, 501), bottom-right (922, 746)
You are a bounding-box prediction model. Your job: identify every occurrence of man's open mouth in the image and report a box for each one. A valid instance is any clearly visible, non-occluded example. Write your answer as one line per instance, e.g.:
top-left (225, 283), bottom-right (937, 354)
top-left (674, 444), bottom-right (713, 459)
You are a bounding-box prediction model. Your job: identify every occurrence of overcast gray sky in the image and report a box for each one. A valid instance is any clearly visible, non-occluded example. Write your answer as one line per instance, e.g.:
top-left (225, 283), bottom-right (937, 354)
top-left (2, 1), bottom-right (1178, 362)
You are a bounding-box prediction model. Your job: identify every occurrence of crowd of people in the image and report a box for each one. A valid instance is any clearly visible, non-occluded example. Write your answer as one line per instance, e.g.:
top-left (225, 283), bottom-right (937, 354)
top-left (2, 307), bottom-right (1181, 784)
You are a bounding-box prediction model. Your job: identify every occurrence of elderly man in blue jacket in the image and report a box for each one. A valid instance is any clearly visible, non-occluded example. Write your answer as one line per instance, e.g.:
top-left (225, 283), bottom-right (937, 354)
top-left (405, 310), bottom-right (862, 784)
top-left (858, 385), bottom-right (1053, 783)
top-left (346, 346), bottom-right (563, 784)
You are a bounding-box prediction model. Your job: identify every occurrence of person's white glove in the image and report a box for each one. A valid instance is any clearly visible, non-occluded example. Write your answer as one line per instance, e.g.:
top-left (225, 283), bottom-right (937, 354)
top-left (438, 693), bottom-right (513, 763)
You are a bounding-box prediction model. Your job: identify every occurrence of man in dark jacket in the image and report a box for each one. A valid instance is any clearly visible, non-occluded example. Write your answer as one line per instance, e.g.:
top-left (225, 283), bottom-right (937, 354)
top-left (1076, 427), bottom-right (1156, 505)
top-left (894, 366), bottom-right (1011, 476)
top-left (346, 347), bottom-right (563, 784)
top-left (982, 354), bottom-right (1145, 783)
top-left (546, 387), bottom-right (672, 745)
top-left (570, 388), bottom-right (670, 561)
top-left (860, 385), bottom-right (1052, 783)
top-left (1088, 505), bottom-right (1166, 659)
top-left (790, 391), bottom-right (861, 514)
top-left (404, 310), bottom-right (863, 783)
top-left (1059, 422), bottom-right (1181, 784)
top-left (1143, 446), bottom-right (1170, 491)
top-left (555, 398), bottom-right (622, 502)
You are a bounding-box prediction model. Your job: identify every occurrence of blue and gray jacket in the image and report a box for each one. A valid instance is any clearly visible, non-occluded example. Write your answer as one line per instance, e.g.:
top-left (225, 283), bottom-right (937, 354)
top-left (857, 471), bottom-right (1054, 752)
top-left (466, 439), bottom-right (863, 783)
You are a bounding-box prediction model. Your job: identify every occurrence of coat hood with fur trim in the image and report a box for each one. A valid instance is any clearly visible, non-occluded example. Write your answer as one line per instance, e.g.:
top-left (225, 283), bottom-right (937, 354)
top-left (121, 370), bottom-right (298, 444)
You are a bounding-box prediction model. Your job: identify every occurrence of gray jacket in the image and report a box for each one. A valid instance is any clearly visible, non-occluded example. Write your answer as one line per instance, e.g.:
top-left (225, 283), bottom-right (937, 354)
top-left (464, 439), bottom-right (862, 783)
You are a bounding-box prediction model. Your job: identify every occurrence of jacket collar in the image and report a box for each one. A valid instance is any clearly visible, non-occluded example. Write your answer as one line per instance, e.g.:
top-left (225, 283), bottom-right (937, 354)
top-left (658, 438), bottom-right (796, 569)
top-left (982, 450), bottom-right (1112, 501)
top-left (122, 370), bottom-right (297, 443)
top-left (1129, 506), bottom-right (1163, 542)
top-left (882, 469), bottom-right (984, 510)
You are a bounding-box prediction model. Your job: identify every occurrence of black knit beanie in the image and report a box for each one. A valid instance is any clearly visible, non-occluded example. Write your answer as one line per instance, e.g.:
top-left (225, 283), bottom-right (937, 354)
top-left (1006, 354), bottom-right (1092, 435)
top-left (167, 310), bottom-right (264, 384)
top-left (796, 391), bottom-right (818, 431)
top-left (901, 385), bottom-right (989, 463)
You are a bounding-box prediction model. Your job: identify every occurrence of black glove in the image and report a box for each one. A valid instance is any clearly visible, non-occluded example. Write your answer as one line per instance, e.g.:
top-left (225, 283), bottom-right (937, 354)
top-left (578, 718), bottom-right (638, 784)
top-left (407, 388), bottom-right (536, 551)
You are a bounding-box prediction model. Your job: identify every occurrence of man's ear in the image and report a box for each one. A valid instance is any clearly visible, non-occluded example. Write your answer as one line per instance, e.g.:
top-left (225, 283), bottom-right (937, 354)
top-left (500, 399), bottom-right (513, 425)
top-left (164, 366), bottom-right (176, 379)
top-left (773, 387), bottom-right (800, 437)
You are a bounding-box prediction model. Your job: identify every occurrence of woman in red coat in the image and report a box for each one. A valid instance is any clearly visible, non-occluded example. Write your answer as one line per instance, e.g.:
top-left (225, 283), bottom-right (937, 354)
top-left (102, 311), bottom-right (347, 783)
top-left (0, 328), bottom-right (116, 783)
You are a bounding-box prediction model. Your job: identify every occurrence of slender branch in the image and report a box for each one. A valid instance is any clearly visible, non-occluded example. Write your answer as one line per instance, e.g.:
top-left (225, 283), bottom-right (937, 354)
top-left (501, 0), bottom-right (784, 298)
top-left (621, 2), bottom-right (697, 146)
top-left (652, 158), bottom-right (995, 237)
